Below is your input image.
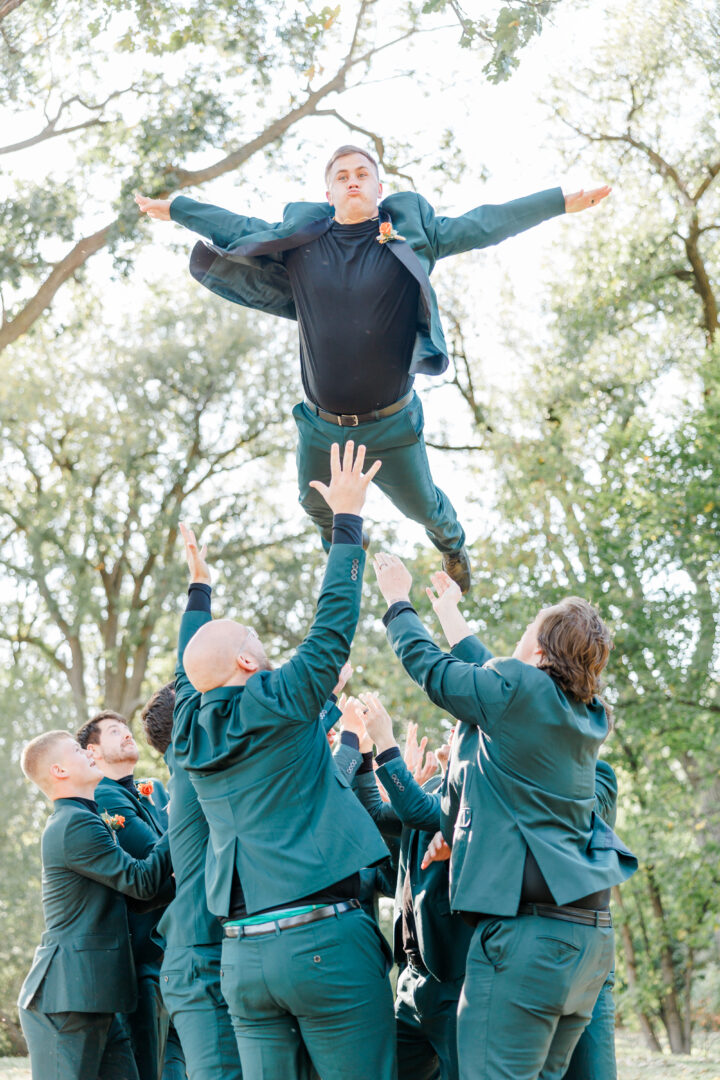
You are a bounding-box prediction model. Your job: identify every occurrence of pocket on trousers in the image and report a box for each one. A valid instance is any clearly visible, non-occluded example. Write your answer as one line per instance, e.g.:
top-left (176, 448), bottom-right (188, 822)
top-left (474, 918), bottom-right (519, 968)
top-left (536, 936), bottom-right (581, 965)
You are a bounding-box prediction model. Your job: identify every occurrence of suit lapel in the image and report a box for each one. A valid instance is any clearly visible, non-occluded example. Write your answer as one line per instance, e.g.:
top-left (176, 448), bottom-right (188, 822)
top-left (378, 207), bottom-right (433, 324)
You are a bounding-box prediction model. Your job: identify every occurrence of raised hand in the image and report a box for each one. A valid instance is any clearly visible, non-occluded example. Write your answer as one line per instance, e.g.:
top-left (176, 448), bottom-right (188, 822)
top-left (373, 552), bottom-right (412, 606)
top-left (414, 750), bottom-right (439, 786)
top-left (421, 830), bottom-right (451, 870)
top-left (426, 569), bottom-right (470, 648)
top-left (135, 194), bottom-right (172, 220)
top-left (180, 522), bottom-right (211, 585)
top-left (358, 692), bottom-right (395, 754)
top-left (332, 661), bottom-right (353, 698)
top-left (403, 721), bottom-right (426, 774)
top-left (309, 441), bottom-right (381, 516)
top-left (564, 186), bottom-right (611, 213)
top-left (426, 570), bottom-right (462, 618)
top-left (339, 696), bottom-right (370, 741)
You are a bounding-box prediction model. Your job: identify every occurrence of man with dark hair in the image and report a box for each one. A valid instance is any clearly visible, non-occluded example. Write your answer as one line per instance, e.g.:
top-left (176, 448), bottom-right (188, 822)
top-left (172, 443), bottom-right (397, 1080)
top-left (373, 561), bottom-right (638, 1080)
top-left (136, 145), bottom-right (610, 594)
top-left (76, 713), bottom-right (183, 1080)
top-left (18, 730), bottom-right (171, 1080)
top-left (139, 681), bottom-right (244, 1080)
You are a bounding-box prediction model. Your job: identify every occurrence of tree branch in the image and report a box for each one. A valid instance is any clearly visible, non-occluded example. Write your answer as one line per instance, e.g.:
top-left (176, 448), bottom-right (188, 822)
top-left (0, 0), bottom-right (26, 22)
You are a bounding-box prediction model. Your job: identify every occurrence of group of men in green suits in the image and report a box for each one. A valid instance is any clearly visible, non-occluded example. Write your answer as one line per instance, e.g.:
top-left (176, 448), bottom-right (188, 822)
top-left (19, 142), bottom-right (637, 1079)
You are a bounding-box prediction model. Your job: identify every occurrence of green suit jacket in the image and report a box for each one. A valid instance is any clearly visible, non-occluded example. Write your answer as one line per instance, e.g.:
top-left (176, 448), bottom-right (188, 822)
top-left (169, 187), bottom-right (566, 377)
top-left (172, 543), bottom-right (389, 917)
top-left (95, 775), bottom-right (173, 969)
top-left (18, 799), bottom-right (171, 1014)
top-left (385, 613), bottom-right (638, 915)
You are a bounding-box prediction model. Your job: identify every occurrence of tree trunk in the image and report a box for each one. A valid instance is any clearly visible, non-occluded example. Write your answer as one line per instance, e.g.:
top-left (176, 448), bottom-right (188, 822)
top-left (613, 887), bottom-right (664, 1053)
top-left (646, 870), bottom-right (691, 1053)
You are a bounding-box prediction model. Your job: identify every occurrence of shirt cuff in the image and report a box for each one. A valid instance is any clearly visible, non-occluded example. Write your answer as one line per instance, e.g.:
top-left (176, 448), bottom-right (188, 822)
top-left (340, 731), bottom-right (360, 750)
top-left (375, 746), bottom-right (402, 767)
top-left (358, 752), bottom-right (375, 775)
top-left (382, 601), bottom-right (416, 628)
top-left (186, 583), bottom-right (212, 613)
top-left (332, 513), bottom-right (363, 546)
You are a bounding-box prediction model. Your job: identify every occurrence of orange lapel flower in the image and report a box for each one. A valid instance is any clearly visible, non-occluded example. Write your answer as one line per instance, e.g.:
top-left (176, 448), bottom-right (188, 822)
top-left (377, 220), bottom-right (405, 244)
top-left (136, 780), bottom-right (154, 801)
top-left (102, 812), bottom-right (125, 830)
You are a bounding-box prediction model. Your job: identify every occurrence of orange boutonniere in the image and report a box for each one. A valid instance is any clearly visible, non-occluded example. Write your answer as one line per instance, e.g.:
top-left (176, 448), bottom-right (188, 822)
top-left (136, 780), bottom-right (154, 802)
top-left (377, 221), bottom-right (405, 244)
top-left (102, 812), bottom-right (125, 830)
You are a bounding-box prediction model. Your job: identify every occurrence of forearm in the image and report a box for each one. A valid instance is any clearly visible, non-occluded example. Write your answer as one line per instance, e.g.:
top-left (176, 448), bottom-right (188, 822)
top-left (432, 187), bottom-right (566, 259)
top-left (354, 772), bottom-right (403, 838)
top-left (376, 749), bottom-right (441, 832)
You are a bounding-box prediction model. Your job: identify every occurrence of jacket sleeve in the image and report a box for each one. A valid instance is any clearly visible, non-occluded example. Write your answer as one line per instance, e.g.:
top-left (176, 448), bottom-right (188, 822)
top-left (175, 608), bottom-right (212, 713)
top-left (386, 609), bottom-right (518, 733)
top-left (63, 814), bottom-right (172, 900)
top-left (319, 696), bottom-right (342, 734)
top-left (169, 196), bottom-right (276, 249)
top-left (353, 771), bottom-right (403, 839)
top-left (419, 188), bottom-right (566, 260)
top-left (376, 755), bottom-right (441, 832)
top-left (267, 543), bottom-right (365, 722)
top-left (594, 760), bottom-right (618, 828)
top-left (332, 741), bottom-right (363, 784)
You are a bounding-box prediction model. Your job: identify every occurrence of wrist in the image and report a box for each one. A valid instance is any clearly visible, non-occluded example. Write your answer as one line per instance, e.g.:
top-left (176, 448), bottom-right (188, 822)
top-left (383, 593), bottom-right (410, 607)
top-left (374, 736), bottom-right (398, 755)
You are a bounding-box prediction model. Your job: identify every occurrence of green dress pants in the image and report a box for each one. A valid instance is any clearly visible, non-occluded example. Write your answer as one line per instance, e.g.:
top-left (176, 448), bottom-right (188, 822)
top-left (19, 1008), bottom-right (138, 1080)
top-left (563, 971), bottom-right (616, 1080)
top-left (124, 965), bottom-right (185, 1080)
top-left (293, 394), bottom-right (465, 554)
top-left (219, 906), bottom-right (397, 1080)
top-left (457, 914), bottom-right (614, 1080)
top-left (395, 962), bottom-right (462, 1080)
top-left (160, 943), bottom-right (243, 1080)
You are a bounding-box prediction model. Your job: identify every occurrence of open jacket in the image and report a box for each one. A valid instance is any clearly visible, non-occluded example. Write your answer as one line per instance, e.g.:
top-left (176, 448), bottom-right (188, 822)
top-left (169, 186), bottom-right (566, 377)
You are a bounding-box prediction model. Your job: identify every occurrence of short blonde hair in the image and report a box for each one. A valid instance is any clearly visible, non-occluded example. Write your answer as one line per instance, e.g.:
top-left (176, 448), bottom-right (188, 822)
top-left (324, 145), bottom-right (379, 187)
top-left (21, 730), bottom-right (73, 789)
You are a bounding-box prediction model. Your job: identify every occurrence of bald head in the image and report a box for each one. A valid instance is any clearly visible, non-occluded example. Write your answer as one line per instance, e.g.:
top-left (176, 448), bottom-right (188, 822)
top-left (184, 618), bottom-right (270, 692)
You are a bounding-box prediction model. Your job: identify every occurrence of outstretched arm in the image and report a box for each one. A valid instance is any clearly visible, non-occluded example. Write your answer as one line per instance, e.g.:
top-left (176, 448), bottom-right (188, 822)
top-left (135, 194), bottom-right (274, 249)
top-left (423, 185), bottom-right (610, 260)
top-left (268, 442), bottom-right (381, 721)
top-left (175, 523), bottom-right (213, 711)
top-left (64, 813), bottom-right (171, 900)
top-left (360, 693), bottom-right (441, 832)
top-left (374, 555), bottom-right (513, 730)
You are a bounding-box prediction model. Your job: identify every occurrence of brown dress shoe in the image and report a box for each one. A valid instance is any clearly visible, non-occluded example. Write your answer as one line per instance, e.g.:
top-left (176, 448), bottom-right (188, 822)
top-left (442, 546), bottom-right (471, 594)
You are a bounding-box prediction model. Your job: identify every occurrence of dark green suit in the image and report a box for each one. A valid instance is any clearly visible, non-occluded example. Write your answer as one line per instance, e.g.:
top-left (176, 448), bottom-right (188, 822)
top-left (157, 744), bottom-right (242, 1080)
top-left (173, 542), bottom-right (397, 1080)
top-left (95, 776), bottom-right (183, 1080)
top-left (169, 188), bottom-right (565, 554)
top-left (384, 612), bottom-right (638, 1080)
top-left (18, 798), bottom-right (171, 1080)
top-left (355, 759), bottom-right (470, 1080)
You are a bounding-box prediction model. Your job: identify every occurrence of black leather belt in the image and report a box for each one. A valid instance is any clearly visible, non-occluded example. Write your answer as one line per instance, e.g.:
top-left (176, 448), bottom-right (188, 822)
top-left (305, 390), bottom-right (413, 427)
top-left (223, 899), bottom-right (361, 938)
top-left (518, 902), bottom-right (612, 928)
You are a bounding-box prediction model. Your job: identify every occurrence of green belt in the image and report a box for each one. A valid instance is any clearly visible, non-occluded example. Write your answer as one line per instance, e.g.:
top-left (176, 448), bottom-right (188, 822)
top-left (224, 903), bottom-right (326, 928)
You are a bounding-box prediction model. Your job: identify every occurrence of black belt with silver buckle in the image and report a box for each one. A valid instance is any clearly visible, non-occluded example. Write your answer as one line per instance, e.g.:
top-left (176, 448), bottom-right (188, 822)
top-left (517, 902), bottom-right (612, 928)
top-left (305, 390), bottom-right (413, 427)
top-left (223, 899), bottom-right (361, 938)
